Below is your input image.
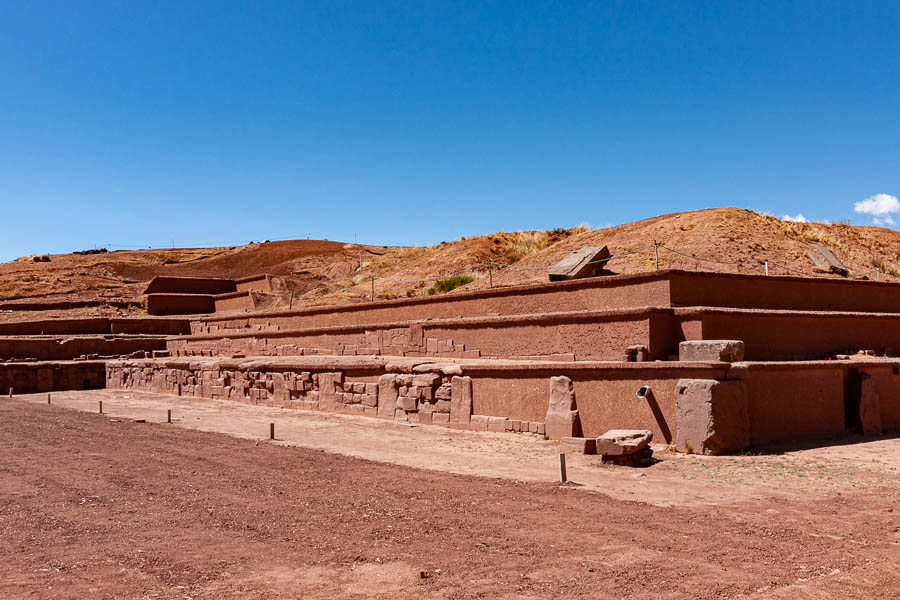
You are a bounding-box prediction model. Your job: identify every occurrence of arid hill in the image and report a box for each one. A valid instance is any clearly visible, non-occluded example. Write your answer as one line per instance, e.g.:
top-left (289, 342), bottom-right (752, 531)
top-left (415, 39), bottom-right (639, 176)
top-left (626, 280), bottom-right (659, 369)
top-left (2, 207), bottom-right (899, 322)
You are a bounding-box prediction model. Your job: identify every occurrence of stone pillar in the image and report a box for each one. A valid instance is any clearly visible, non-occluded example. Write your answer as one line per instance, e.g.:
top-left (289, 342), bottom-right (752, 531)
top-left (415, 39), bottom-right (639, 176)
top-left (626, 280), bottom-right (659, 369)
top-left (450, 376), bottom-right (473, 424)
top-left (318, 372), bottom-right (343, 412)
top-left (674, 379), bottom-right (749, 454)
top-left (859, 374), bottom-right (883, 436)
top-left (544, 376), bottom-right (581, 440)
top-left (377, 374), bottom-right (399, 419)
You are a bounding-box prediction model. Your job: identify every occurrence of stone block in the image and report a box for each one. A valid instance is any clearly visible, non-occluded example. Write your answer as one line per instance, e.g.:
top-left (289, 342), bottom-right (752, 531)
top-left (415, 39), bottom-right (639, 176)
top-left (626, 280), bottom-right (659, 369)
top-left (412, 373), bottom-right (440, 387)
top-left (487, 416), bottom-right (509, 432)
top-left (418, 411), bottom-right (433, 425)
top-left (596, 430), bottom-right (652, 456)
top-left (544, 375), bottom-right (580, 440)
top-left (377, 374), bottom-right (398, 419)
top-left (435, 383), bottom-right (452, 401)
top-left (675, 379), bottom-right (749, 455)
top-left (434, 399), bottom-right (451, 413)
top-left (560, 437), bottom-right (598, 454)
top-left (548, 245), bottom-right (611, 281)
top-left (860, 374), bottom-right (883, 436)
top-left (394, 408), bottom-right (408, 421)
top-left (450, 376), bottom-right (473, 424)
top-left (399, 396), bottom-right (418, 411)
top-left (679, 340), bottom-right (745, 363)
top-left (432, 412), bottom-right (450, 424)
top-left (469, 415), bottom-right (489, 430)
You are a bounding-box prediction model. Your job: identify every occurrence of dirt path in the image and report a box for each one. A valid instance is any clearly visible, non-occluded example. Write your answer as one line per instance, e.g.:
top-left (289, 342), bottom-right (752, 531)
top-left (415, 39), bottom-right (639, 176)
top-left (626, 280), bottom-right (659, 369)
top-left (2, 394), bottom-right (899, 598)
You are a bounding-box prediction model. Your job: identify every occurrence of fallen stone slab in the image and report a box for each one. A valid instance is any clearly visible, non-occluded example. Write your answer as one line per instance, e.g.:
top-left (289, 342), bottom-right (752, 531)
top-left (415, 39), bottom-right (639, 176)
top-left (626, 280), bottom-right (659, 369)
top-left (596, 429), bottom-right (653, 456)
top-left (548, 246), bottom-right (611, 281)
top-left (807, 243), bottom-right (849, 277)
top-left (560, 437), bottom-right (597, 454)
top-left (679, 340), bottom-right (744, 363)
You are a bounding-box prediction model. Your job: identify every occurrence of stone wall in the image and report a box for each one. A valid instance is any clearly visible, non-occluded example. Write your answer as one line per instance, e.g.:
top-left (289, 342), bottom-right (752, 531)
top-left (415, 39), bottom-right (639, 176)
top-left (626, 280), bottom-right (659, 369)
top-left (0, 361), bottom-right (106, 394)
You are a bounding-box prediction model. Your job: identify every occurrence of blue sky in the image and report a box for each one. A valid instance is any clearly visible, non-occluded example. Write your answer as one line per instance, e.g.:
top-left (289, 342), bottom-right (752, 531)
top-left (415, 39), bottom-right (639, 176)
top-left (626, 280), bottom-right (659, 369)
top-left (1, 1), bottom-right (899, 260)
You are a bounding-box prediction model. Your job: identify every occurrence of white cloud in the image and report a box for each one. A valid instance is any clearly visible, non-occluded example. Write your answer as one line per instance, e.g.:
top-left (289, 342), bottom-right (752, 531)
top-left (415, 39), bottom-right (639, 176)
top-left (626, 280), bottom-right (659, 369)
top-left (854, 193), bottom-right (900, 217)
top-left (782, 213), bottom-right (808, 223)
top-left (873, 216), bottom-right (896, 226)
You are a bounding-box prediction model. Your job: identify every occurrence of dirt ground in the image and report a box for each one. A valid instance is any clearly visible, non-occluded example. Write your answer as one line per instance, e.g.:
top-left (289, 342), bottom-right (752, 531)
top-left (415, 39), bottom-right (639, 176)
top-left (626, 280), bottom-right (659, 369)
top-left (2, 391), bottom-right (899, 599)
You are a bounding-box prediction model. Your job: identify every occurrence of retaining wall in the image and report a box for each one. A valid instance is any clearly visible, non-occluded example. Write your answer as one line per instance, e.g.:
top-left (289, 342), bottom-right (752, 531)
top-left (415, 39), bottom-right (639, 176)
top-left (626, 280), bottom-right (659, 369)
top-left (0, 361), bottom-right (106, 394)
top-left (0, 336), bottom-right (168, 360)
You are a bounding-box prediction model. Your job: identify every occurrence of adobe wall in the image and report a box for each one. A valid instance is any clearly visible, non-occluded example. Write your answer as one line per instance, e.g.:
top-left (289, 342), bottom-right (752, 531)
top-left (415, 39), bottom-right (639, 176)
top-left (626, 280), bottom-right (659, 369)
top-left (170, 309), bottom-right (676, 362)
top-left (669, 271), bottom-right (900, 312)
top-left (0, 318), bottom-right (110, 336)
top-left (193, 273), bottom-right (673, 332)
top-left (143, 277), bottom-right (237, 295)
top-left (213, 291), bottom-right (254, 313)
top-left (109, 318), bottom-right (191, 335)
top-left (235, 275), bottom-right (272, 293)
top-left (0, 336), bottom-right (167, 360)
top-left (0, 318), bottom-right (190, 336)
top-left (0, 361), bottom-right (106, 394)
top-left (146, 294), bottom-right (215, 316)
top-left (680, 309), bottom-right (900, 360)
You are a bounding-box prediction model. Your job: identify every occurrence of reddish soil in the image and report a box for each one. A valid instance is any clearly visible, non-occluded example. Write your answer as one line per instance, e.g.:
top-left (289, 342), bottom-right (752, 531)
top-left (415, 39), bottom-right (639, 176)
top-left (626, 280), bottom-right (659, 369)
top-left (2, 394), bottom-right (899, 599)
top-left (4, 208), bottom-right (900, 323)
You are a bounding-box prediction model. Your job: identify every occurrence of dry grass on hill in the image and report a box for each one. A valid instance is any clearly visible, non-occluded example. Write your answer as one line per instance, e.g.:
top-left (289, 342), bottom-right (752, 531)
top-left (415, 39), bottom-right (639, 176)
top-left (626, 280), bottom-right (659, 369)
top-left (2, 207), bottom-right (900, 321)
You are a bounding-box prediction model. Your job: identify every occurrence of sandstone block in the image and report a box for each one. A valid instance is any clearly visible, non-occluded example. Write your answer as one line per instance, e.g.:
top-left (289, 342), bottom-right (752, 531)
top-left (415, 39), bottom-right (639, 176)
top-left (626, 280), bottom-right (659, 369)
top-left (487, 416), bottom-right (509, 432)
top-left (432, 412), bottom-right (450, 424)
top-left (596, 429), bottom-right (652, 456)
top-left (548, 245), bottom-right (611, 281)
top-left (399, 396), bottom-right (418, 411)
top-left (860, 374), bottom-right (883, 436)
top-left (675, 379), bottom-right (749, 455)
top-left (435, 383), bottom-right (452, 401)
top-left (418, 411), bottom-right (433, 425)
top-left (545, 376), bottom-right (581, 440)
top-left (434, 399), bottom-right (451, 413)
top-left (679, 340), bottom-right (745, 363)
top-left (412, 373), bottom-right (440, 387)
top-left (450, 376), bottom-right (473, 424)
top-left (377, 374), bottom-right (398, 419)
top-left (560, 437), bottom-right (598, 454)
top-left (469, 415), bottom-right (489, 430)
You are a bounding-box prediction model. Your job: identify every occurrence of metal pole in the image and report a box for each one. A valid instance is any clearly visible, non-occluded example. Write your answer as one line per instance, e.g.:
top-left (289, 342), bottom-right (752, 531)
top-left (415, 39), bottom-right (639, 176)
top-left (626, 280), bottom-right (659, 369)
top-left (99, 400), bottom-right (103, 414)
top-left (558, 453), bottom-right (567, 483)
top-left (765, 261), bottom-right (769, 276)
top-left (877, 269), bottom-right (881, 281)
top-left (489, 265), bottom-right (493, 288)
top-left (47, 393), bottom-right (51, 404)
top-left (654, 241), bottom-right (659, 270)
top-left (371, 276), bottom-right (375, 301)
top-left (270, 422), bottom-right (275, 440)
top-left (167, 409), bottom-right (172, 424)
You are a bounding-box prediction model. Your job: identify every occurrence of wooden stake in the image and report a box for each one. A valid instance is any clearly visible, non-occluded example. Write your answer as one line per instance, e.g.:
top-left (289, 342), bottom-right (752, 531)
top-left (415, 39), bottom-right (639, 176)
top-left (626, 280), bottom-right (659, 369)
top-left (371, 276), bottom-right (375, 302)
top-left (167, 409), bottom-right (172, 424)
top-left (99, 400), bottom-right (103, 414)
top-left (47, 393), bottom-right (51, 404)
top-left (558, 452), bottom-right (567, 483)
top-left (654, 241), bottom-right (659, 270)
top-left (8, 387), bottom-right (12, 398)
top-left (489, 265), bottom-right (493, 288)
top-left (270, 422), bottom-right (275, 440)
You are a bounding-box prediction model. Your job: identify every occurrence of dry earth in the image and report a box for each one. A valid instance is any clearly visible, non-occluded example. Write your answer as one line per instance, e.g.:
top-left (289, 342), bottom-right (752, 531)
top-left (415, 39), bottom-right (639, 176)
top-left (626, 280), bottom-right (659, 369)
top-left (5, 208), bottom-right (900, 323)
top-left (2, 391), bottom-right (899, 599)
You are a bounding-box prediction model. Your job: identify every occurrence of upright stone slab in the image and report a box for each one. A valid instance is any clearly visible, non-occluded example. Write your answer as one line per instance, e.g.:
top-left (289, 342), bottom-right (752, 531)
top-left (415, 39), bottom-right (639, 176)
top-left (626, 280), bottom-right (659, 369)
top-left (548, 246), bottom-right (611, 281)
top-left (545, 375), bottom-right (581, 439)
top-left (450, 375), bottom-right (473, 424)
top-left (675, 379), bottom-right (749, 455)
top-left (377, 374), bottom-right (399, 419)
top-left (318, 372), bottom-right (343, 412)
top-left (859, 374), bottom-right (883, 436)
